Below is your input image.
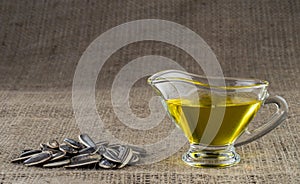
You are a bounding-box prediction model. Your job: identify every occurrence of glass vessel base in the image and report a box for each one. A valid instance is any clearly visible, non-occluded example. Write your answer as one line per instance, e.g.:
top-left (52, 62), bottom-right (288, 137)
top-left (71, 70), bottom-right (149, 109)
top-left (182, 145), bottom-right (240, 168)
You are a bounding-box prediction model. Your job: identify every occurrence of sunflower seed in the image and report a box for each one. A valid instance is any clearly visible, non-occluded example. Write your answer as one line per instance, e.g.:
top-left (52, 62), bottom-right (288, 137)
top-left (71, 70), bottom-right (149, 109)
top-left (98, 158), bottom-right (117, 169)
top-left (63, 138), bottom-right (84, 149)
top-left (20, 150), bottom-right (42, 158)
top-left (71, 153), bottom-right (101, 162)
top-left (46, 139), bottom-right (59, 149)
top-left (40, 143), bottom-right (59, 153)
top-left (59, 144), bottom-right (78, 154)
top-left (103, 148), bottom-right (121, 163)
top-left (11, 150), bottom-right (42, 163)
top-left (43, 159), bottom-right (70, 167)
top-left (70, 153), bottom-right (89, 161)
top-left (13, 133), bottom-right (143, 169)
top-left (23, 151), bottom-right (52, 166)
top-left (78, 147), bottom-right (97, 154)
top-left (11, 155), bottom-right (35, 163)
top-left (117, 146), bottom-right (133, 168)
top-left (78, 134), bottom-right (96, 147)
top-left (65, 154), bottom-right (101, 168)
top-left (50, 151), bottom-right (66, 161)
top-left (108, 147), bottom-right (120, 155)
top-left (128, 154), bottom-right (140, 165)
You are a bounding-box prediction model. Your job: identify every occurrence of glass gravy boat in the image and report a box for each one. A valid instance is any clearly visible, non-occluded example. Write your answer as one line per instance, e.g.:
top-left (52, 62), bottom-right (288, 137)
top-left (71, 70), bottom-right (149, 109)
top-left (148, 70), bottom-right (288, 167)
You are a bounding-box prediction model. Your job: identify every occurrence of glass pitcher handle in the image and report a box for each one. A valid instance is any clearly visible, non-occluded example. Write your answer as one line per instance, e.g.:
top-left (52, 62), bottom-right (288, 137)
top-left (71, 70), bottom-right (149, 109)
top-left (235, 95), bottom-right (288, 147)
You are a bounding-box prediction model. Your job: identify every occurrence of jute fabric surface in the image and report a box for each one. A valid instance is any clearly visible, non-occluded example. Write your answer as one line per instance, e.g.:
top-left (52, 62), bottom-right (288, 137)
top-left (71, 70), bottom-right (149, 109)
top-left (0, 0), bottom-right (299, 183)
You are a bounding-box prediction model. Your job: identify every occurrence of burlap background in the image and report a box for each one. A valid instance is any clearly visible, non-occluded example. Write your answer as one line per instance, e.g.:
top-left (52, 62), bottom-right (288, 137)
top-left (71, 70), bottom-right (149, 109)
top-left (0, 0), bottom-right (299, 183)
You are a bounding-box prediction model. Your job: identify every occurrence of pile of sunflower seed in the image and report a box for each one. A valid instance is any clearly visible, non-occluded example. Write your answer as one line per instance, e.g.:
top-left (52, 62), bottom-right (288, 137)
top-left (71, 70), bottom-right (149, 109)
top-left (11, 134), bottom-right (146, 169)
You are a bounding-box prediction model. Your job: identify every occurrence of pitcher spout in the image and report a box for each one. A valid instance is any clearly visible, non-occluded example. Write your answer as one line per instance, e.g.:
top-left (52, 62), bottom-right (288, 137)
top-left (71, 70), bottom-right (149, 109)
top-left (147, 70), bottom-right (201, 100)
